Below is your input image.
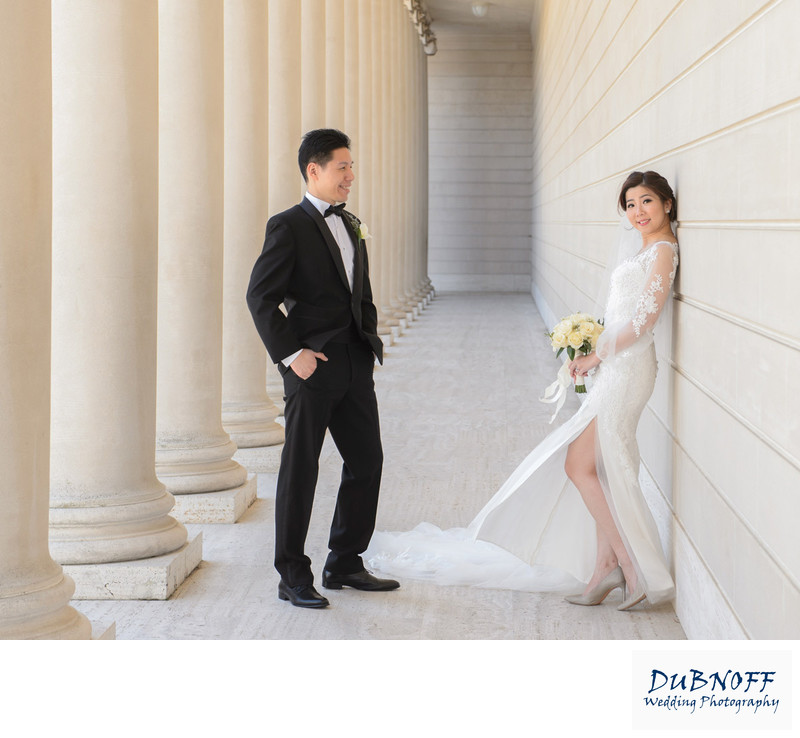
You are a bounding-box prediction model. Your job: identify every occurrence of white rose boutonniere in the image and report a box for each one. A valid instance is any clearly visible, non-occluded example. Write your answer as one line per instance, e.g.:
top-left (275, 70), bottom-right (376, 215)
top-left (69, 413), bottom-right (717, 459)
top-left (357, 222), bottom-right (372, 242)
top-left (343, 211), bottom-right (372, 243)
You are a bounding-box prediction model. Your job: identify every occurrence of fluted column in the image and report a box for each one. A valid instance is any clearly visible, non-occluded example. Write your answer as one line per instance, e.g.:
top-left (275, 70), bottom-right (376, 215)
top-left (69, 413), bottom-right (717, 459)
top-left (265, 0), bottom-right (304, 409)
top-left (377, 0), bottom-right (394, 328)
top-left (269, 0), bottom-right (303, 212)
top-left (49, 0), bottom-right (197, 600)
top-left (325, 0), bottom-right (345, 131)
top-left (157, 0), bottom-right (254, 523)
top-left (342, 0), bottom-right (360, 215)
top-left (371, 0), bottom-right (396, 336)
top-left (301, 0), bottom-right (326, 131)
top-left (263, 0), bottom-right (304, 419)
top-left (414, 38), bottom-right (431, 302)
top-left (0, 0), bottom-right (91, 639)
top-left (398, 2), bottom-right (434, 305)
top-left (356, 0), bottom-right (375, 306)
top-left (422, 41), bottom-right (435, 301)
top-left (397, 6), bottom-right (415, 315)
top-left (415, 27), bottom-right (434, 302)
top-left (402, 11), bottom-right (421, 312)
top-left (389, 3), bottom-right (405, 323)
top-left (384, 3), bottom-right (405, 329)
top-left (222, 0), bottom-right (284, 455)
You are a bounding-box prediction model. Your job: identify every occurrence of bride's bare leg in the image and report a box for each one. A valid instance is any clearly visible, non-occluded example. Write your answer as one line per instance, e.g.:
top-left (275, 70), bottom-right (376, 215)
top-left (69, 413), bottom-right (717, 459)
top-left (592, 526), bottom-right (617, 581)
top-left (565, 419), bottom-right (637, 593)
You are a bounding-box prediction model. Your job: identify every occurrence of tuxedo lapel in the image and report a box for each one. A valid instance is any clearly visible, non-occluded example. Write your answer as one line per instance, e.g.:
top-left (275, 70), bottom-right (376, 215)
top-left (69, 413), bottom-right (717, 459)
top-left (340, 212), bottom-right (364, 301)
top-left (299, 198), bottom-right (351, 293)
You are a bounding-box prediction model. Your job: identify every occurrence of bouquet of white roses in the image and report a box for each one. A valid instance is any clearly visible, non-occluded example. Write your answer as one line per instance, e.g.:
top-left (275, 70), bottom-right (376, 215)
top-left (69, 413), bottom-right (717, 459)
top-left (541, 312), bottom-right (604, 423)
top-left (547, 312), bottom-right (604, 393)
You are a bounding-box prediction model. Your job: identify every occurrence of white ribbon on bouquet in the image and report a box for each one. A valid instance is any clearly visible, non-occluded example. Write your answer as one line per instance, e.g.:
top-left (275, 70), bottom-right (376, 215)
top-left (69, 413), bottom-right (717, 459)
top-left (540, 361), bottom-right (575, 424)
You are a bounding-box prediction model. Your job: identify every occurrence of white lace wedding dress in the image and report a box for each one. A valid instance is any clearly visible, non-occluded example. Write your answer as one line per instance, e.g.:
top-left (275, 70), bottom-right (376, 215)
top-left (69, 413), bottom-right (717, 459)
top-left (366, 238), bottom-right (679, 605)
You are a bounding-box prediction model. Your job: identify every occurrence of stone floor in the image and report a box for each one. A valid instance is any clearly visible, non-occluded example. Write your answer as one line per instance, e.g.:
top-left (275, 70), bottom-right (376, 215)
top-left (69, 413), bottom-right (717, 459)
top-left (74, 293), bottom-right (685, 640)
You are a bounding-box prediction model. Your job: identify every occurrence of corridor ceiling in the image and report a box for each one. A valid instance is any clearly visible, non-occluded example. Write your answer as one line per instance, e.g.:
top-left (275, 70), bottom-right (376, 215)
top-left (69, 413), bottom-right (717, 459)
top-left (424, 0), bottom-right (536, 33)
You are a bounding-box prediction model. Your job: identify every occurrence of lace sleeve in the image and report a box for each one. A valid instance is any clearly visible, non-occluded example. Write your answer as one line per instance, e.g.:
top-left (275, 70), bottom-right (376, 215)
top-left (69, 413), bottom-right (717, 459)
top-left (596, 242), bottom-right (678, 361)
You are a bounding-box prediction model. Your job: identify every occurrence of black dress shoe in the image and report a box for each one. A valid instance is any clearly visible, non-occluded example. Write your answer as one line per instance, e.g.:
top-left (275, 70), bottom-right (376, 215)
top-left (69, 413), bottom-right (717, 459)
top-left (322, 569), bottom-right (400, 591)
top-left (278, 581), bottom-right (330, 608)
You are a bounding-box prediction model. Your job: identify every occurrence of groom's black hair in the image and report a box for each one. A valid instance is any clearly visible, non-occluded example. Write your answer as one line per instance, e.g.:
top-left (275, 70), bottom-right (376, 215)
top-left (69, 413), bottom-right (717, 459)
top-left (298, 129), bottom-right (351, 183)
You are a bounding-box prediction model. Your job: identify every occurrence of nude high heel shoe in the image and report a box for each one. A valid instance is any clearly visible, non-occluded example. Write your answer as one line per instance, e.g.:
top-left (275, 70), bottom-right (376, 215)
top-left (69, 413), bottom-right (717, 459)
top-left (617, 583), bottom-right (647, 611)
top-left (565, 567), bottom-right (624, 606)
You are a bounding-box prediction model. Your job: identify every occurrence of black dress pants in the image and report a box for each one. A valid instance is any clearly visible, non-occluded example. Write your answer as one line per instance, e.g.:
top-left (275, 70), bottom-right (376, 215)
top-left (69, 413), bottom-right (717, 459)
top-left (275, 340), bottom-right (383, 586)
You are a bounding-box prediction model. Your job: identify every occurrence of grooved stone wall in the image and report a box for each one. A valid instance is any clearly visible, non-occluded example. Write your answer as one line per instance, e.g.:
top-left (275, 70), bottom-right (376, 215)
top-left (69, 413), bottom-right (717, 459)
top-left (427, 32), bottom-right (532, 292)
top-left (530, 0), bottom-right (800, 639)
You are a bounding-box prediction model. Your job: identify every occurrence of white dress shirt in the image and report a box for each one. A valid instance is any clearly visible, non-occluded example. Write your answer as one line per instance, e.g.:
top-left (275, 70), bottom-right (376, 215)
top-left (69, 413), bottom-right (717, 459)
top-left (281, 192), bottom-right (355, 369)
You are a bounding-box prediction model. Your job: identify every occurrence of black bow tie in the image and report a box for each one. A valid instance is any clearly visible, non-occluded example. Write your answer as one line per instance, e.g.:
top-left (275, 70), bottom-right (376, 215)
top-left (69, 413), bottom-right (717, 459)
top-left (324, 203), bottom-right (346, 218)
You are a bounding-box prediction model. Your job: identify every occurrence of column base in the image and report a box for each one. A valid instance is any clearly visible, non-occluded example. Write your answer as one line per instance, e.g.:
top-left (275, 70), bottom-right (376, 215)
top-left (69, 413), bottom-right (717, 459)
top-left (234, 445), bottom-right (283, 473)
top-left (222, 400), bottom-right (285, 449)
top-left (400, 296), bottom-right (417, 323)
top-left (65, 534), bottom-right (203, 600)
top-left (378, 322), bottom-right (403, 346)
top-left (0, 568), bottom-right (95, 639)
top-left (50, 490), bottom-right (189, 565)
top-left (227, 423), bottom-right (284, 449)
top-left (156, 438), bottom-right (248, 494)
top-left (170, 474), bottom-right (257, 524)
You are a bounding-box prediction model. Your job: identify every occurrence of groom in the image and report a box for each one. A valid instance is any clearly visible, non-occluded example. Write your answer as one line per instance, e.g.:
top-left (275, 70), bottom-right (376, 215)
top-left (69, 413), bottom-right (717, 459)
top-left (247, 129), bottom-right (399, 608)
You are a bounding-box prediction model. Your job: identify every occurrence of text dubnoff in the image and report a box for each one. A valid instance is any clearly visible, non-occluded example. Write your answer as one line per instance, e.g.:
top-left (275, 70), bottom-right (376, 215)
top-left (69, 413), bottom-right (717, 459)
top-left (632, 651), bottom-right (791, 730)
top-left (644, 668), bottom-right (779, 716)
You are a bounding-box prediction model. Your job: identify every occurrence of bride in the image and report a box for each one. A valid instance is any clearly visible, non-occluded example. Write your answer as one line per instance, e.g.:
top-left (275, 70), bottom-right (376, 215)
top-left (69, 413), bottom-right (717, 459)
top-left (367, 170), bottom-right (679, 611)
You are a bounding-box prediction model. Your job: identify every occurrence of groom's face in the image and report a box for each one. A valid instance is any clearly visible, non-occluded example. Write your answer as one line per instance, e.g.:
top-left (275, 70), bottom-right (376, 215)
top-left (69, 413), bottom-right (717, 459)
top-left (307, 147), bottom-right (354, 204)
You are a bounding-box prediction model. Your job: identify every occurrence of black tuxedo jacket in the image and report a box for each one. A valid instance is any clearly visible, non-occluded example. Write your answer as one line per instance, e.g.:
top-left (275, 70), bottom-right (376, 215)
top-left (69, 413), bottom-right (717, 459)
top-left (247, 198), bottom-right (383, 370)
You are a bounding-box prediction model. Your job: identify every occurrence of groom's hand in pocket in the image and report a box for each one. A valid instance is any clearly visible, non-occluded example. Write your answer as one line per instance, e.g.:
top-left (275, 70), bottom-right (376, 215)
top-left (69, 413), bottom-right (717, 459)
top-left (290, 348), bottom-right (328, 379)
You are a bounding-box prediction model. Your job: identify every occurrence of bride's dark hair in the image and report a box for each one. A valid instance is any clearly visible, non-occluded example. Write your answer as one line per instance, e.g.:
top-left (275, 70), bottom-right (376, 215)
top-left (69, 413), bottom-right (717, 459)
top-left (618, 170), bottom-right (677, 222)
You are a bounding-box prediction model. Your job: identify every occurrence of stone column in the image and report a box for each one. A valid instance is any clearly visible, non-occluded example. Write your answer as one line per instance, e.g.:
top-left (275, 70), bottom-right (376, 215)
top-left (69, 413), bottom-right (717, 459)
top-left (390, 3), bottom-right (405, 321)
top-left (49, 0), bottom-right (197, 601)
top-left (417, 37), bottom-right (435, 303)
top-left (157, 0), bottom-right (255, 523)
top-left (325, 0), bottom-right (345, 131)
top-left (392, 2), bottom-right (415, 325)
top-left (222, 0), bottom-right (284, 465)
top-left (269, 0), bottom-right (303, 212)
top-left (0, 0), bottom-right (91, 638)
top-left (402, 20), bottom-right (417, 313)
top-left (371, 0), bottom-right (397, 339)
top-left (384, 3), bottom-right (407, 332)
top-left (264, 1), bottom-right (303, 411)
top-left (400, 6), bottom-right (432, 308)
top-left (354, 0), bottom-right (378, 335)
top-left (343, 0), bottom-right (360, 215)
top-left (413, 38), bottom-right (431, 305)
top-left (397, 7), bottom-right (416, 318)
top-left (301, 0), bottom-right (326, 131)
top-left (357, 1), bottom-right (373, 260)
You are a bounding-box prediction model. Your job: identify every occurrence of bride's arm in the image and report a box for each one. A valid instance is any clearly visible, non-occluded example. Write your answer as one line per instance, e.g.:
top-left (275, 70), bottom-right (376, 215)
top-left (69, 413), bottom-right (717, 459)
top-left (595, 242), bottom-right (678, 361)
